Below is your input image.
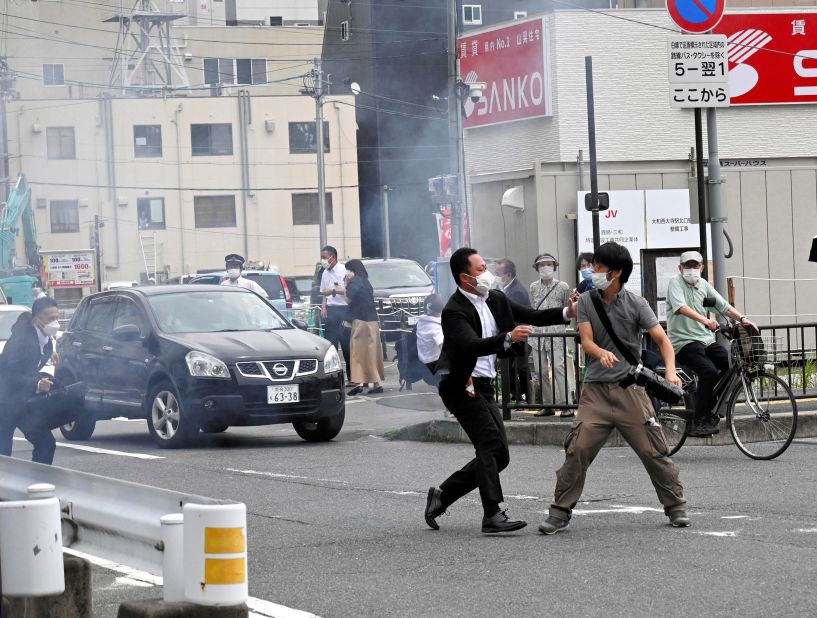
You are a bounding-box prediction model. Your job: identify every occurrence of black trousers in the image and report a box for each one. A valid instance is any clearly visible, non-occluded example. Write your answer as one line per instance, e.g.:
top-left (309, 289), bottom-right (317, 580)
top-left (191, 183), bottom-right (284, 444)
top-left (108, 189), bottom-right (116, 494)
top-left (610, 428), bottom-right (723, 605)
top-left (324, 305), bottom-right (351, 380)
top-left (677, 341), bottom-right (730, 421)
top-left (0, 409), bottom-right (57, 465)
top-left (438, 378), bottom-right (509, 516)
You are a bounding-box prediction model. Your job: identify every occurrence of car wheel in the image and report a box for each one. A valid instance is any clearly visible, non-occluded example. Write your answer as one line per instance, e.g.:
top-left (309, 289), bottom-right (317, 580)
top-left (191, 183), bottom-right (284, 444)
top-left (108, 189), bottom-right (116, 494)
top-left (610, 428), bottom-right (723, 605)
top-left (293, 408), bottom-right (345, 442)
top-left (146, 381), bottom-right (198, 448)
top-left (200, 423), bottom-right (229, 434)
top-left (59, 416), bottom-right (96, 441)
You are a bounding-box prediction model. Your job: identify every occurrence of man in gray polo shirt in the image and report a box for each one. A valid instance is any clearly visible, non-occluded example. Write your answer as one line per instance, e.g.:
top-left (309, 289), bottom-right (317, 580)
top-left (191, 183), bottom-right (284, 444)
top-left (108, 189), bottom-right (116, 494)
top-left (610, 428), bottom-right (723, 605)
top-left (538, 242), bottom-right (690, 535)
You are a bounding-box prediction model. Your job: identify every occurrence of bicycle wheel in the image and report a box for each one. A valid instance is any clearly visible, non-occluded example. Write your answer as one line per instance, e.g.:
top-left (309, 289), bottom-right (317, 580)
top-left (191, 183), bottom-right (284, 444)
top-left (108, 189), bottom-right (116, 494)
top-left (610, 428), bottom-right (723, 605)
top-left (657, 401), bottom-right (690, 456)
top-left (727, 371), bottom-right (798, 460)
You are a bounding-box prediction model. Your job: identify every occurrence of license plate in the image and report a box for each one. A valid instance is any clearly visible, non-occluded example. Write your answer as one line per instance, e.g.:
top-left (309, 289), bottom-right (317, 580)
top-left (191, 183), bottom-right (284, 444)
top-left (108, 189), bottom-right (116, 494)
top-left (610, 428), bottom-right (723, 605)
top-left (267, 385), bottom-right (299, 404)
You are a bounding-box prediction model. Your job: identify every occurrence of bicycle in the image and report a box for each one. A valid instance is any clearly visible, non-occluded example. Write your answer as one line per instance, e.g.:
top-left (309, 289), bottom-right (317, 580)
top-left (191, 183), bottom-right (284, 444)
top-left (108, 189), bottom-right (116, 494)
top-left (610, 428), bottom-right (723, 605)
top-left (656, 319), bottom-right (798, 460)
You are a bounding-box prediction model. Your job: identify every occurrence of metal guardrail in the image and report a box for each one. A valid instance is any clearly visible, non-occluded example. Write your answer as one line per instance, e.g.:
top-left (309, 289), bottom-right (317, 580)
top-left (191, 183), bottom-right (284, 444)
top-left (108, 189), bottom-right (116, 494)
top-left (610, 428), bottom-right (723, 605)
top-left (758, 322), bottom-right (817, 399)
top-left (0, 456), bottom-right (232, 576)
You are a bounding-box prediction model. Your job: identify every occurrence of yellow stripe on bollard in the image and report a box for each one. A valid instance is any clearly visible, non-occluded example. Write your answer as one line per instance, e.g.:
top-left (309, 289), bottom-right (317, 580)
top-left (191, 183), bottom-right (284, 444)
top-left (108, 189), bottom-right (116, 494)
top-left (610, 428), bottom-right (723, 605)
top-left (204, 557), bottom-right (246, 585)
top-left (204, 527), bottom-right (246, 554)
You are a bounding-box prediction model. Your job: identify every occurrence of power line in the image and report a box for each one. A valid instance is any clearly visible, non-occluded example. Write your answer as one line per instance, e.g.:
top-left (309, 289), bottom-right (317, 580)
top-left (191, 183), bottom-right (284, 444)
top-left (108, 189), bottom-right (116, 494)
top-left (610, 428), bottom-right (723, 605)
top-left (28, 179), bottom-right (361, 192)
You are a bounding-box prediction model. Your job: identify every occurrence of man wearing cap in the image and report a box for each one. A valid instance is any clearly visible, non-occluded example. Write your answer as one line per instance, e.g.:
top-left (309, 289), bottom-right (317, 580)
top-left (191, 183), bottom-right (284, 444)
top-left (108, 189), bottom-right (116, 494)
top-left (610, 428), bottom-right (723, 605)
top-left (666, 250), bottom-right (755, 436)
top-left (529, 252), bottom-right (572, 416)
top-left (221, 254), bottom-right (268, 298)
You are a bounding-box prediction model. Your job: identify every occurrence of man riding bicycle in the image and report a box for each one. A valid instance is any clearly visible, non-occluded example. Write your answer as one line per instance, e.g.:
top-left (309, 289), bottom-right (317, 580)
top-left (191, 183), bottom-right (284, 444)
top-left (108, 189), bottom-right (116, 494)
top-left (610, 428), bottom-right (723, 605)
top-left (665, 251), bottom-right (756, 437)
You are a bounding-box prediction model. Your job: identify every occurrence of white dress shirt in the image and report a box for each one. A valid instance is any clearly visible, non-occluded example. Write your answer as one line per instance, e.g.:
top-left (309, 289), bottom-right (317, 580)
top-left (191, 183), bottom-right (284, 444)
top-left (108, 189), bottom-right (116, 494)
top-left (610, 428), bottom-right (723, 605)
top-left (416, 314), bottom-right (444, 364)
top-left (221, 276), bottom-right (268, 298)
top-left (320, 263), bottom-right (348, 307)
top-left (458, 288), bottom-right (500, 378)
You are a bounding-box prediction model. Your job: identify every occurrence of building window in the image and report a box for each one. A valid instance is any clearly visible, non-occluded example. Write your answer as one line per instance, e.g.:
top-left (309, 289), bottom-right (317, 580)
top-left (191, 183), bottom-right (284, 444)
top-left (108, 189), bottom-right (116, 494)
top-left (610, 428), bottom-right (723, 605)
top-left (50, 200), bottom-right (79, 233)
top-left (46, 127), bottom-right (76, 159)
top-left (204, 58), bottom-right (266, 85)
top-left (194, 195), bottom-right (236, 228)
top-left (42, 64), bottom-right (64, 86)
top-left (514, 11), bottom-right (527, 19)
top-left (463, 5), bottom-right (482, 25)
top-left (137, 197), bottom-right (166, 229)
top-left (133, 125), bottom-right (162, 158)
top-left (191, 123), bottom-right (233, 156)
top-left (236, 58), bottom-right (267, 85)
top-left (341, 20), bottom-right (350, 41)
top-left (269, 16), bottom-right (283, 26)
top-left (288, 122), bottom-right (330, 154)
top-left (292, 193), bottom-right (334, 225)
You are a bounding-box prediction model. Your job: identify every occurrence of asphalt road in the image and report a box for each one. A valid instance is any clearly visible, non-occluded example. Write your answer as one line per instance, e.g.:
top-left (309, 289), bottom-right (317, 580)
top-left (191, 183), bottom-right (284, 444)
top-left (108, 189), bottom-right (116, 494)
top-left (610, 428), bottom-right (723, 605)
top-left (8, 375), bottom-right (817, 617)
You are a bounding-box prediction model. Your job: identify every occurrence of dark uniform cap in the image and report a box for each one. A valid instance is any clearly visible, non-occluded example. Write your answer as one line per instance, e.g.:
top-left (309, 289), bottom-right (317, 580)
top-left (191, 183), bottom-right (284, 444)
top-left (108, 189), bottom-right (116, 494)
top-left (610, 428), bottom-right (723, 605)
top-left (225, 254), bottom-right (245, 267)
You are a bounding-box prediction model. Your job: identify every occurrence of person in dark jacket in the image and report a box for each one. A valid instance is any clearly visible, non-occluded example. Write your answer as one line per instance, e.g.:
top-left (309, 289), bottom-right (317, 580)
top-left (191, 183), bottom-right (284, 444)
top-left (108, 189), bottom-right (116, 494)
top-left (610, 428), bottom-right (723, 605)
top-left (495, 259), bottom-right (531, 307)
top-left (344, 259), bottom-right (384, 395)
top-left (0, 297), bottom-right (61, 464)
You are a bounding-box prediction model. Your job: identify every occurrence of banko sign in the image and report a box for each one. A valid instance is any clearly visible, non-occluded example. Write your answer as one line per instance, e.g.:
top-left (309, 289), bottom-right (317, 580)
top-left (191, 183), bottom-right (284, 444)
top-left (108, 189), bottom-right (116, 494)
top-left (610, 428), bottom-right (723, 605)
top-left (714, 13), bottom-right (817, 106)
top-left (458, 18), bottom-right (552, 128)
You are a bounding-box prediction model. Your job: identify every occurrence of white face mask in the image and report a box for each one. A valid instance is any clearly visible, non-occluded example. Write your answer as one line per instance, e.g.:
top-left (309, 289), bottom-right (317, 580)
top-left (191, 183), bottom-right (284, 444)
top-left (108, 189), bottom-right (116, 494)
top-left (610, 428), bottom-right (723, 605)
top-left (42, 320), bottom-right (60, 338)
top-left (591, 271), bottom-right (613, 291)
top-left (466, 271), bottom-right (495, 296)
top-left (682, 269), bottom-right (701, 284)
top-left (320, 259), bottom-right (330, 270)
top-left (538, 266), bottom-right (554, 279)
top-left (227, 268), bottom-right (241, 280)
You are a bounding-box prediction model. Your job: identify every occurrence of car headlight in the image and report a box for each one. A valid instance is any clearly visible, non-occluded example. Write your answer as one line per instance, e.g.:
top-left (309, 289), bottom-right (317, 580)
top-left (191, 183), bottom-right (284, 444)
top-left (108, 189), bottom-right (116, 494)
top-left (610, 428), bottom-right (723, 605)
top-left (186, 351), bottom-right (231, 379)
top-left (323, 346), bottom-right (341, 374)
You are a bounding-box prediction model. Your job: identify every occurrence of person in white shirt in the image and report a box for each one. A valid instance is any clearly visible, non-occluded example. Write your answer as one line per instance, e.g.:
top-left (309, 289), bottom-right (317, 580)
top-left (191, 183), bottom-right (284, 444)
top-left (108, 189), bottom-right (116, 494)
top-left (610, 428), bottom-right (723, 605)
top-left (319, 245), bottom-right (351, 380)
top-left (220, 254), bottom-right (268, 298)
top-left (416, 294), bottom-right (444, 369)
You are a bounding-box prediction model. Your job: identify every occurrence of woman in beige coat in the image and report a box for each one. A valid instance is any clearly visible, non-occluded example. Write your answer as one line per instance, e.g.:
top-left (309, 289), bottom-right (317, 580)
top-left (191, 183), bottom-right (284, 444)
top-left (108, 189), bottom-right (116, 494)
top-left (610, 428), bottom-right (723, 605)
top-left (343, 259), bottom-right (384, 395)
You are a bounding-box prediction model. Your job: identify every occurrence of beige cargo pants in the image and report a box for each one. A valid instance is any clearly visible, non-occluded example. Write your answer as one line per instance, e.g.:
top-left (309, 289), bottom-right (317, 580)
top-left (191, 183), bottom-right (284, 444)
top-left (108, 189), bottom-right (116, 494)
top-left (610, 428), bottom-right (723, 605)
top-left (548, 382), bottom-right (686, 521)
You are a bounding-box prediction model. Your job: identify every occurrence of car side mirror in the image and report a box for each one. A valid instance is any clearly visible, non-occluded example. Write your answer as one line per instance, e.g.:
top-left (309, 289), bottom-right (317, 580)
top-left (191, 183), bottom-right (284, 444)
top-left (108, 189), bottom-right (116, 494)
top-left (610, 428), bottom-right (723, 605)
top-left (113, 324), bottom-right (142, 341)
top-left (291, 318), bottom-right (308, 331)
top-left (702, 296), bottom-right (717, 308)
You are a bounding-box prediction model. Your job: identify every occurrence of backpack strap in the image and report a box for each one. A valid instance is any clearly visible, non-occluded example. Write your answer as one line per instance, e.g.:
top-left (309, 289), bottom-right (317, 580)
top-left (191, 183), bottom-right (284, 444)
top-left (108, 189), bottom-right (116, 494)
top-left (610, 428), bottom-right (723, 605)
top-left (589, 290), bottom-right (639, 367)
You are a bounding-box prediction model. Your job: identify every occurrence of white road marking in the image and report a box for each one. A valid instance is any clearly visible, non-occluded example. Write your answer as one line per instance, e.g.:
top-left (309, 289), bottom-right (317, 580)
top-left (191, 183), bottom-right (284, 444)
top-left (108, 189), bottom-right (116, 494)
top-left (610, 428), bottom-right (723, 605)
top-left (228, 468), bottom-right (348, 485)
top-left (722, 515), bottom-right (751, 519)
top-left (64, 547), bottom-right (321, 617)
top-left (13, 437), bottom-right (164, 460)
top-left (506, 494), bottom-right (541, 500)
top-left (573, 505), bottom-right (664, 515)
top-left (112, 417), bottom-right (146, 423)
top-left (797, 528), bottom-right (817, 533)
top-left (698, 531), bottom-right (738, 537)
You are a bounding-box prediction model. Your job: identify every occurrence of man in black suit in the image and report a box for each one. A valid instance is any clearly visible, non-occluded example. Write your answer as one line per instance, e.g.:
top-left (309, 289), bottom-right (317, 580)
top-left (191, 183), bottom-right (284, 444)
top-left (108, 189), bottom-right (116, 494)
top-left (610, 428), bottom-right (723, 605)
top-left (424, 248), bottom-right (576, 533)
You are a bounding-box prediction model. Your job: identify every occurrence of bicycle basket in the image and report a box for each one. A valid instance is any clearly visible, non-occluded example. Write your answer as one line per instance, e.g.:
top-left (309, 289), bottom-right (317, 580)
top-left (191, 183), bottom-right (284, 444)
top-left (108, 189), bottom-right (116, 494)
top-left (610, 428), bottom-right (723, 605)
top-left (732, 323), bottom-right (766, 364)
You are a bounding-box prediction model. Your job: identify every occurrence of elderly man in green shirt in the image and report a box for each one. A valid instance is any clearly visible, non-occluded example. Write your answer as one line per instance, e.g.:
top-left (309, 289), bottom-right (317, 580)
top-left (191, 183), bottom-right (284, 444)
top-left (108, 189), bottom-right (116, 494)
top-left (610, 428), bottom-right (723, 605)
top-left (665, 250), bottom-right (756, 437)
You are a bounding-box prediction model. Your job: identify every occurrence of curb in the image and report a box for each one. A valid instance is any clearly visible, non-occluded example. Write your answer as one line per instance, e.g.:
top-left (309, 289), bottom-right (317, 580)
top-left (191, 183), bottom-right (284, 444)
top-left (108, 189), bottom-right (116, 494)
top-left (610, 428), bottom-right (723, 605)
top-left (390, 410), bottom-right (817, 447)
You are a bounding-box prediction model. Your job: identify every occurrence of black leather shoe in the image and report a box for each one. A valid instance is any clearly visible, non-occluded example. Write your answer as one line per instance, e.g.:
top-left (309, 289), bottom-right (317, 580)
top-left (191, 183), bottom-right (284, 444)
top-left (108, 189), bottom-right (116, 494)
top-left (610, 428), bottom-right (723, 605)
top-left (347, 385), bottom-right (363, 396)
top-left (688, 419), bottom-right (719, 437)
top-left (368, 386), bottom-right (384, 395)
top-left (481, 509), bottom-right (527, 534)
top-left (424, 487), bottom-right (445, 530)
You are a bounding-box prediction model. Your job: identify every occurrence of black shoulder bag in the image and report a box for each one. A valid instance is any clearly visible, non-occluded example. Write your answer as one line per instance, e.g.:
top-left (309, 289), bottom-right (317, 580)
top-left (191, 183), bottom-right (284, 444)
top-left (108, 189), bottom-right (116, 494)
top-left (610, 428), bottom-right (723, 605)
top-left (589, 291), bottom-right (684, 405)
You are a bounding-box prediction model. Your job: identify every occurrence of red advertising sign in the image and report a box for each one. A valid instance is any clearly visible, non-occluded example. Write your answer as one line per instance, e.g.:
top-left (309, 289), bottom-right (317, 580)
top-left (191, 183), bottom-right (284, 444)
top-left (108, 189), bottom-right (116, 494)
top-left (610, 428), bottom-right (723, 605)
top-left (458, 18), bottom-right (552, 128)
top-left (714, 13), bottom-right (817, 105)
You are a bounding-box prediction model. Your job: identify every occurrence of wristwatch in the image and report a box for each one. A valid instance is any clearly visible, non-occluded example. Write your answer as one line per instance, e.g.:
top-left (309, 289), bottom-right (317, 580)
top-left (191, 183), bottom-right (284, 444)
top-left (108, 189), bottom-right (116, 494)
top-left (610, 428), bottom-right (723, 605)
top-left (505, 332), bottom-right (513, 346)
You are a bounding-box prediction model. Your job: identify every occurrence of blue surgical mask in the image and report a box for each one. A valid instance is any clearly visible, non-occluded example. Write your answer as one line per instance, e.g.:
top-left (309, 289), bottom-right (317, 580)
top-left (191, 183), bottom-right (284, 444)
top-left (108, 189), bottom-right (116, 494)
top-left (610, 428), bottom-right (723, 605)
top-left (579, 267), bottom-right (593, 281)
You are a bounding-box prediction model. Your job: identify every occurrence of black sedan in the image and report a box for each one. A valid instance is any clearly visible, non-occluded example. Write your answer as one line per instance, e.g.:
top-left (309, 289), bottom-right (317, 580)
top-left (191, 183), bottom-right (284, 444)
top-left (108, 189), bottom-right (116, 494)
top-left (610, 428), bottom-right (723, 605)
top-left (56, 285), bottom-right (345, 448)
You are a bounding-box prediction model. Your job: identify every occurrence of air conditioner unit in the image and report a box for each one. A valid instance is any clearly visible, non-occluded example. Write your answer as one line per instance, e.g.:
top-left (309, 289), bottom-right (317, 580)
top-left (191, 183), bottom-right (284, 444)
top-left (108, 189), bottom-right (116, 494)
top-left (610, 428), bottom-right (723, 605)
top-left (118, 196), bottom-right (128, 207)
top-left (264, 119), bottom-right (275, 133)
top-left (31, 123), bottom-right (43, 133)
top-left (78, 198), bottom-right (89, 208)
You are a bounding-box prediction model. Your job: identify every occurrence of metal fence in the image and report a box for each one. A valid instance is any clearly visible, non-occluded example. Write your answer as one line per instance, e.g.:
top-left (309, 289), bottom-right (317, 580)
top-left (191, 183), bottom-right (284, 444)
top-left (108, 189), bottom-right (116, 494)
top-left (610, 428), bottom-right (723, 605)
top-left (496, 322), bottom-right (817, 420)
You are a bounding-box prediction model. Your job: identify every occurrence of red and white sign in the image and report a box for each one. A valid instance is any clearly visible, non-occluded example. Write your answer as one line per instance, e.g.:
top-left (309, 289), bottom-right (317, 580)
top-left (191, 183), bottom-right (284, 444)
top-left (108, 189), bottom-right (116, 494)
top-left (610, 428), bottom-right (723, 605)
top-left (43, 250), bottom-right (97, 288)
top-left (666, 0), bottom-right (725, 34)
top-left (714, 13), bottom-right (817, 106)
top-left (458, 18), bottom-right (552, 128)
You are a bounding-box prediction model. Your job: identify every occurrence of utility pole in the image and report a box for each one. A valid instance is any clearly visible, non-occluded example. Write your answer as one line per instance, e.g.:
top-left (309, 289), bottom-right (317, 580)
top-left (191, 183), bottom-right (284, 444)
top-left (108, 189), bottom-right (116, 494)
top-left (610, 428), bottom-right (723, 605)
top-left (706, 108), bottom-right (727, 297)
top-left (93, 215), bottom-right (104, 292)
top-left (447, 0), bottom-right (464, 251)
top-left (585, 56), bottom-right (601, 250)
top-left (381, 185), bottom-right (392, 257)
top-left (303, 58), bottom-right (328, 250)
top-left (694, 109), bottom-right (709, 280)
top-left (0, 60), bottom-right (14, 207)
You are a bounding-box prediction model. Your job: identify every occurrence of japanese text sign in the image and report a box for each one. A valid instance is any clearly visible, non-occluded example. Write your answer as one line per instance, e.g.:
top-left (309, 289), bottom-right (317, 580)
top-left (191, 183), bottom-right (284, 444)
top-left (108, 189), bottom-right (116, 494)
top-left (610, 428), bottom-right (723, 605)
top-left (668, 35), bottom-right (728, 83)
top-left (714, 13), bottom-right (817, 106)
top-left (669, 83), bottom-right (730, 108)
top-left (44, 250), bottom-right (96, 288)
top-left (458, 18), bottom-right (552, 128)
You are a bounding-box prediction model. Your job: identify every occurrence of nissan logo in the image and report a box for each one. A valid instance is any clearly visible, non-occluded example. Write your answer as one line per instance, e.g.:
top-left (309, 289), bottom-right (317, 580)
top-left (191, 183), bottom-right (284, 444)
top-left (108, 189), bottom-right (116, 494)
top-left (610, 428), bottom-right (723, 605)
top-left (272, 363), bottom-right (288, 377)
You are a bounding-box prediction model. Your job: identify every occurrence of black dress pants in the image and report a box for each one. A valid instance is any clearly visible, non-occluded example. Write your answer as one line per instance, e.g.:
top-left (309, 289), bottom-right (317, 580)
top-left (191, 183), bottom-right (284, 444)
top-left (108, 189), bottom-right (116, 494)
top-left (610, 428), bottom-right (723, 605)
top-left (0, 408), bottom-right (57, 465)
top-left (676, 341), bottom-right (730, 421)
top-left (438, 378), bottom-right (509, 516)
top-left (324, 305), bottom-right (352, 380)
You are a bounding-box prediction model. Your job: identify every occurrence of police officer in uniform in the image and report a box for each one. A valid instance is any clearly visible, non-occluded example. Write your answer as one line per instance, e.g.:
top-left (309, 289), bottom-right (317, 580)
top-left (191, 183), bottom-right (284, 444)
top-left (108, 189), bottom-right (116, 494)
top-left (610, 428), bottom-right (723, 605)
top-left (220, 254), bottom-right (268, 298)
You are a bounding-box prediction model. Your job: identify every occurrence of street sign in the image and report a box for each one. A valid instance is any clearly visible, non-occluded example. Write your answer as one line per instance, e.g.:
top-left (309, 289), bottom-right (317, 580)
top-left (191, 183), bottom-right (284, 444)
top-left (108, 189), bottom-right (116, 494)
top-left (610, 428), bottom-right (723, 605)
top-left (667, 35), bottom-right (728, 82)
top-left (667, 35), bottom-right (729, 108)
top-left (666, 0), bottom-right (725, 34)
top-left (43, 250), bottom-right (97, 288)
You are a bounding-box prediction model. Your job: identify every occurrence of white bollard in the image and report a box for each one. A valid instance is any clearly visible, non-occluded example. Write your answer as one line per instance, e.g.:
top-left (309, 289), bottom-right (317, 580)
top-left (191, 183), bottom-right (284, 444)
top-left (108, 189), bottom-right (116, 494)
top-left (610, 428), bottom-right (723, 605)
top-left (160, 513), bottom-right (185, 602)
top-left (182, 503), bottom-right (248, 606)
top-left (0, 484), bottom-right (65, 597)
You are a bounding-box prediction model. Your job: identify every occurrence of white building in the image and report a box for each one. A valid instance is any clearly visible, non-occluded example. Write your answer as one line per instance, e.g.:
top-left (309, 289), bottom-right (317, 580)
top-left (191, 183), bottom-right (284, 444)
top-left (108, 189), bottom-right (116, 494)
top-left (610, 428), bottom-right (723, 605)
top-left (462, 9), bottom-right (817, 326)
